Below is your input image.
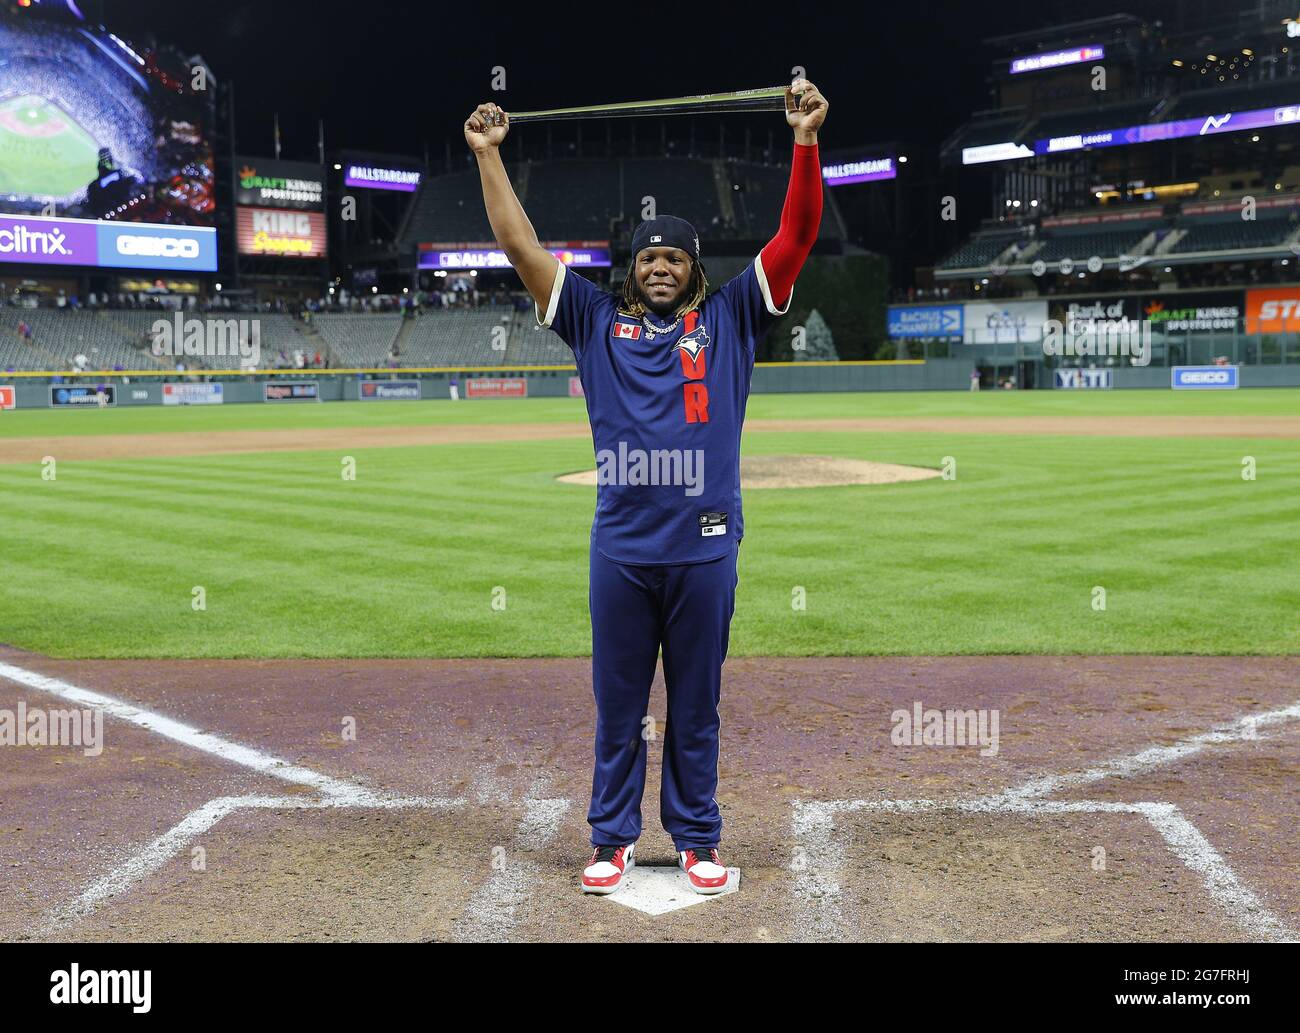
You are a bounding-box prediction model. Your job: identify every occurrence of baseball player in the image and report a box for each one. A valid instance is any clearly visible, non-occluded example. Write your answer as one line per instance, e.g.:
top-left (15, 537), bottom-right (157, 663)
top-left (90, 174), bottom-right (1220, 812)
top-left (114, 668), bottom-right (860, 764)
top-left (465, 79), bottom-right (826, 895)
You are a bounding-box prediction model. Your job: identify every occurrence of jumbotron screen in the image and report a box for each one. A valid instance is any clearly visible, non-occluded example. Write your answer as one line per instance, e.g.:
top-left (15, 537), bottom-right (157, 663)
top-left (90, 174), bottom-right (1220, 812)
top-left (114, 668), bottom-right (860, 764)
top-left (0, 3), bottom-right (217, 271)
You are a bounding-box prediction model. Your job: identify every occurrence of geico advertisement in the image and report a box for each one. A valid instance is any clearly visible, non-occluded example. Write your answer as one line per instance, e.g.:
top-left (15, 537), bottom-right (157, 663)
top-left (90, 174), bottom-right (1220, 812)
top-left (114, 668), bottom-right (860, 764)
top-left (0, 214), bottom-right (216, 272)
top-left (236, 206), bottom-right (328, 258)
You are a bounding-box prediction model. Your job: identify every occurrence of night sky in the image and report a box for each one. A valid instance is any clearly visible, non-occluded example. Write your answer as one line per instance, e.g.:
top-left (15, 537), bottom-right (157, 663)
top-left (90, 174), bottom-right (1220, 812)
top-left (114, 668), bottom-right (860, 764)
top-left (92, 0), bottom-right (1188, 165)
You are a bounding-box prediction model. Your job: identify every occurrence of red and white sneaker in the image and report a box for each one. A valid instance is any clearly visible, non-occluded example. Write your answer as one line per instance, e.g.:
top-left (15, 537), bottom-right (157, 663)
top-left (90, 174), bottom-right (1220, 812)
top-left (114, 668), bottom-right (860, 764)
top-left (581, 843), bottom-right (635, 894)
top-left (679, 847), bottom-right (729, 894)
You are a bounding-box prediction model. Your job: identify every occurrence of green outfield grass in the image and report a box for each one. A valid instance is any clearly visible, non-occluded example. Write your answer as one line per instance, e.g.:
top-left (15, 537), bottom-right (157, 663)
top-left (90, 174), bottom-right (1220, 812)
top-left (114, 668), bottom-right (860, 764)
top-left (1, 387), bottom-right (1298, 438)
top-left (0, 390), bottom-right (1296, 658)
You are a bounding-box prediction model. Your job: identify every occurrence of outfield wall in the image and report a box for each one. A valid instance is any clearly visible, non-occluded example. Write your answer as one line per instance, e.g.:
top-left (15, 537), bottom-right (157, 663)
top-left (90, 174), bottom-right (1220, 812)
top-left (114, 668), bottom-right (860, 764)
top-left (1109, 365), bottom-right (1300, 389)
top-left (3, 359), bottom-right (973, 408)
top-left (8, 359), bottom-right (1299, 409)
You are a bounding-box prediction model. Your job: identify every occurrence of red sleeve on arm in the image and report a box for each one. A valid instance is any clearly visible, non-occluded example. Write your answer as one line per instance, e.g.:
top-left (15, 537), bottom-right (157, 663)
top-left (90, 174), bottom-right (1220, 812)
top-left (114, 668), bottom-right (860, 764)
top-left (759, 142), bottom-right (822, 307)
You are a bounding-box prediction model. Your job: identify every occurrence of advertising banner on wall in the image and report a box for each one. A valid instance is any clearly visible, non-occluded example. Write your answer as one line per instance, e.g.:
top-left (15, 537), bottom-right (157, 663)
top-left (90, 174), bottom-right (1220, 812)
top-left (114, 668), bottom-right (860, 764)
top-left (1172, 365), bottom-right (1239, 389)
top-left (1244, 287), bottom-right (1300, 333)
top-left (162, 382), bottom-right (224, 406)
top-left (344, 163), bottom-right (423, 192)
top-left (418, 241), bottom-right (610, 271)
top-left (264, 381), bottom-right (319, 402)
top-left (1054, 368), bottom-right (1113, 389)
top-left (887, 304), bottom-right (963, 338)
top-left (0, 385), bottom-right (14, 410)
top-left (822, 156), bottom-right (896, 186)
top-left (50, 384), bottom-right (115, 407)
top-left (236, 207), bottom-right (328, 259)
top-left (1046, 292), bottom-right (1242, 334)
top-left (1048, 297), bottom-right (1139, 330)
top-left (0, 214), bottom-right (217, 272)
top-left (962, 300), bottom-right (1048, 344)
top-left (360, 380), bottom-right (421, 401)
top-left (1139, 291), bottom-right (1241, 333)
top-left (236, 158), bottom-right (325, 211)
top-left (466, 377), bottom-right (527, 398)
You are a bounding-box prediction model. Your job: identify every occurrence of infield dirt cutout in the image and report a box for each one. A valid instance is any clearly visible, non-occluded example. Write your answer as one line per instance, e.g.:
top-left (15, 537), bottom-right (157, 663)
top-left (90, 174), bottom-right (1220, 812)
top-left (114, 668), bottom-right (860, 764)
top-left (556, 453), bottom-right (941, 488)
top-left (2, 648), bottom-right (1296, 943)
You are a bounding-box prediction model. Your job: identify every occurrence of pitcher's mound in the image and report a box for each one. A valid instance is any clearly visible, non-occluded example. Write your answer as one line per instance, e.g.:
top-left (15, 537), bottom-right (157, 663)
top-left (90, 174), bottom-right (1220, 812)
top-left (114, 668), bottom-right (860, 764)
top-left (556, 454), bottom-right (941, 489)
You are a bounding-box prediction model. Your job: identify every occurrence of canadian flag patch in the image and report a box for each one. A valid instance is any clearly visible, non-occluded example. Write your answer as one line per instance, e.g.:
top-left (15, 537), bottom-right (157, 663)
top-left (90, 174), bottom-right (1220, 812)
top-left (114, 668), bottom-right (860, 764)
top-left (612, 319), bottom-right (641, 340)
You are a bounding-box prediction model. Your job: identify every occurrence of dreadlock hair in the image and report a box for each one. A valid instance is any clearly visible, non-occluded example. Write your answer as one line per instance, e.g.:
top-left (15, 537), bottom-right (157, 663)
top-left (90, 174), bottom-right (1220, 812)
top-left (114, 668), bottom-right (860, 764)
top-left (617, 258), bottom-right (708, 320)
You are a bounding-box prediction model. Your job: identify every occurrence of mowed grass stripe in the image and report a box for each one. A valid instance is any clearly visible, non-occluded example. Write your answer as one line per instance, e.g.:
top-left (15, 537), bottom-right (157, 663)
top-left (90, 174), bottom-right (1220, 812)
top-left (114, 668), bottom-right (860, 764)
top-left (2, 388), bottom-right (1299, 440)
top-left (2, 402), bottom-right (1296, 656)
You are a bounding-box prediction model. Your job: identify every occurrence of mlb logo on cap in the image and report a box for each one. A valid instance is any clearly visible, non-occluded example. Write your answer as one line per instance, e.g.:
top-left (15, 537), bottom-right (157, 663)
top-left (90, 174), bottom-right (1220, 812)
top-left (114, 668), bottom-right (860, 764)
top-left (650, 235), bottom-right (662, 243)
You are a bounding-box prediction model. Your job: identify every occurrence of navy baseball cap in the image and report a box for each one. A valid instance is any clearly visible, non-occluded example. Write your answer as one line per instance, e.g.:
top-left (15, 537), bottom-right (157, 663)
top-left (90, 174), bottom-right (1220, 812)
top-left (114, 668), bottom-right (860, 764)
top-left (631, 215), bottom-right (700, 263)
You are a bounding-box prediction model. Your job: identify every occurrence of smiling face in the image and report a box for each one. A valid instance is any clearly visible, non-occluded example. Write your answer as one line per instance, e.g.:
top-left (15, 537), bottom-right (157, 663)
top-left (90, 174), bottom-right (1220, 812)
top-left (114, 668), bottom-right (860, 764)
top-left (634, 246), bottom-right (692, 317)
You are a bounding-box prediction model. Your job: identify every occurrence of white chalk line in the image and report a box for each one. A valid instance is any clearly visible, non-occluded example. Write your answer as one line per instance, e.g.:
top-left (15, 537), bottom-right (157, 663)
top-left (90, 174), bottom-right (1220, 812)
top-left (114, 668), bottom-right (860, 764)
top-left (0, 661), bottom-right (565, 937)
top-left (454, 781), bottom-right (572, 944)
top-left (33, 791), bottom-right (469, 938)
top-left (792, 699), bottom-right (1300, 943)
top-left (0, 661), bottom-right (365, 800)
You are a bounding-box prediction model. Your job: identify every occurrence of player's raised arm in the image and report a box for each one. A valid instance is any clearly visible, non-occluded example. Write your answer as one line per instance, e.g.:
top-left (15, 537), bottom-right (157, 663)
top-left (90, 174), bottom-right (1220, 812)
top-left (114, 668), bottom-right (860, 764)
top-left (758, 79), bottom-right (828, 308)
top-left (464, 102), bottom-right (559, 310)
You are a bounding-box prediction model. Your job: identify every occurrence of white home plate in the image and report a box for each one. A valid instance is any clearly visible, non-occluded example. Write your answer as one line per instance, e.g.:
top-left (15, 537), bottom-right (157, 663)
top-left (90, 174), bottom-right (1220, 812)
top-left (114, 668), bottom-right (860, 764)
top-left (603, 866), bottom-right (741, 916)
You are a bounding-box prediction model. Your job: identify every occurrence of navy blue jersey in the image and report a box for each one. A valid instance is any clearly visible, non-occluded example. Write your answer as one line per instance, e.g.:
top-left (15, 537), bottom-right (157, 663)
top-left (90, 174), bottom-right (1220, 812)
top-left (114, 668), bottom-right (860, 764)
top-left (539, 257), bottom-right (791, 565)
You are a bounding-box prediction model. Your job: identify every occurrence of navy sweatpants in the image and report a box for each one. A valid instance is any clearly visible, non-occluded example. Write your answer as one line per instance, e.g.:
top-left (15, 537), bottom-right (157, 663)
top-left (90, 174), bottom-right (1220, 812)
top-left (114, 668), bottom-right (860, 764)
top-left (587, 538), bottom-right (739, 852)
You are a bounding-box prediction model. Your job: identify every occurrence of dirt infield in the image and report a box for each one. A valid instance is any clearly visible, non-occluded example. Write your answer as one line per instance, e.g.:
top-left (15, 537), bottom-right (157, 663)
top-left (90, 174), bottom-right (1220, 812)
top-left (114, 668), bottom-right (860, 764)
top-left (1, 646), bottom-right (1295, 942)
top-left (2, 413), bottom-right (1298, 465)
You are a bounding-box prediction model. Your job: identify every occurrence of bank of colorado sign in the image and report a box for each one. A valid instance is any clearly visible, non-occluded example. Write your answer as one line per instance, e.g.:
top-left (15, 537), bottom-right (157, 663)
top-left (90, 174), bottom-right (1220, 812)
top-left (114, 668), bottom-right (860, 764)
top-left (0, 214), bottom-right (217, 272)
top-left (236, 207), bottom-right (328, 259)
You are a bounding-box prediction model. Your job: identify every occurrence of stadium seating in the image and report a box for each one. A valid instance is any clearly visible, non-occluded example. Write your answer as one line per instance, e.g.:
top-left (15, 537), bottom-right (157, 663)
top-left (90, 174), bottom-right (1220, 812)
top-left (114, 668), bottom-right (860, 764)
top-left (937, 232), bottom-right (1027, 269)
top-left (1169, 216), bottom-right (1297, 253)
top-left (1032, 229), bottom-right (1150, 262)
top-left (398, 169), bottom-right (502, 248)
top-left (401, 156), bottom-right (844, 252)
top-left (398, 307), bottom-right (515, 367)
top-left (0, 333), bottom-right (58, 372)
top-left (722, 160), bottom-right (842, 240)
top-left (5, 309), bottom-right (163, 370)
top-left (509, 320), bottom-right (573, 365)
top-left (525, 160), bottom-right (624, 237)
top-left (312, 314), bottom-right (403, 367)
